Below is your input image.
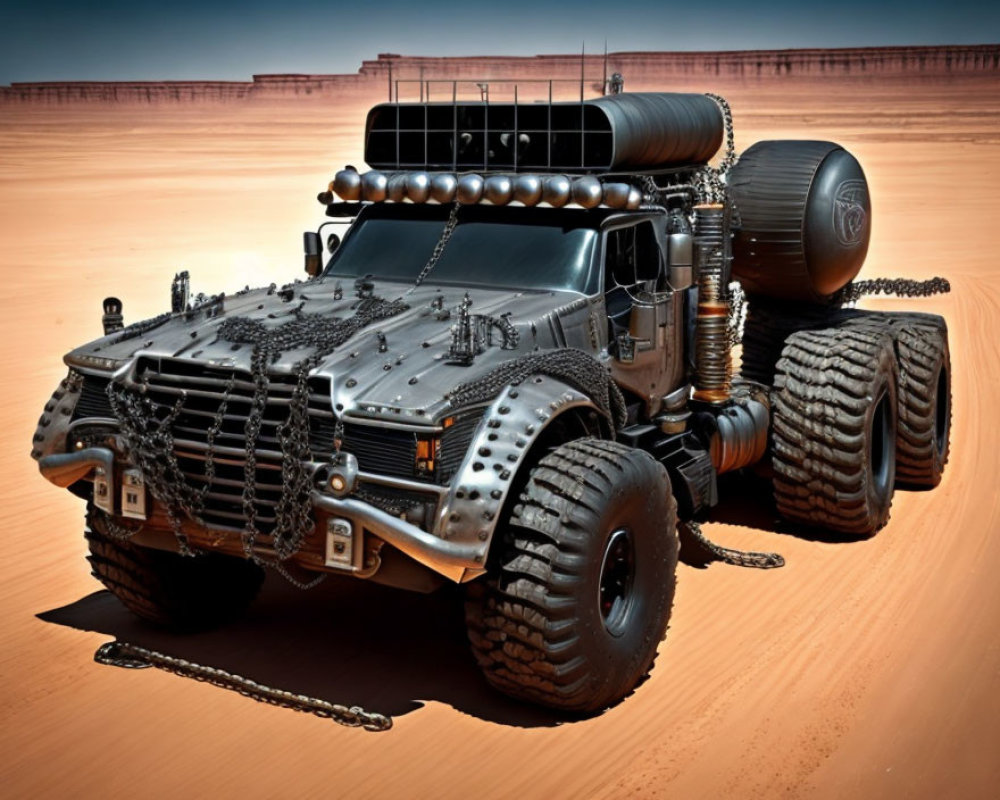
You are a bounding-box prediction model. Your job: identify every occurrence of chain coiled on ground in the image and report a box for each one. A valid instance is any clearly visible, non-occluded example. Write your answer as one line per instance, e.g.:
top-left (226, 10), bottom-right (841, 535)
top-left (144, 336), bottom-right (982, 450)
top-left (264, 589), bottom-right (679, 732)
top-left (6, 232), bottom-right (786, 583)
top-left (94, 641), bottom-right (392, 731)
top-left (681, 519), bottom-right (785, 569)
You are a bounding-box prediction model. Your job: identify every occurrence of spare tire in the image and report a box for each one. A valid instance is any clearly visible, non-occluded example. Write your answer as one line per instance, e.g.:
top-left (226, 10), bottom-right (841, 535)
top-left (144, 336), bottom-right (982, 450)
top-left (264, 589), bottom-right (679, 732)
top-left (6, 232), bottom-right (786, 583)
top-left (729, 140), bottom-right (871, 303)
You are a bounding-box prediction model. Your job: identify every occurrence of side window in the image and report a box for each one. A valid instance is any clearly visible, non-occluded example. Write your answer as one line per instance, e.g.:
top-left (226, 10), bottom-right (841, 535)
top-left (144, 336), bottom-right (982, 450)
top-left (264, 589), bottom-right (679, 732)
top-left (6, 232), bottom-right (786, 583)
top-left (604, 221), bottom-right (662, 293)
top-left (604, 220), bottom-right (663, 331)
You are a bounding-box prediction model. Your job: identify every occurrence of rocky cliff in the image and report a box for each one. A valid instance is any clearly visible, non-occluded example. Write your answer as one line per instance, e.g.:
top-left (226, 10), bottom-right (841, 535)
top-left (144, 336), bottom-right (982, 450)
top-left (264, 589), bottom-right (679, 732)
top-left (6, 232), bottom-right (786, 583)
top-left (3, 44), bottom-right (997, 104)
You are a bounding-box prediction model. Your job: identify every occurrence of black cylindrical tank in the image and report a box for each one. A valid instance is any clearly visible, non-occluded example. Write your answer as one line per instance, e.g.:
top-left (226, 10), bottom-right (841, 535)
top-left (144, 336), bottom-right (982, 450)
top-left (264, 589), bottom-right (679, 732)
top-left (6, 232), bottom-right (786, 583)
top-left (728, 140), bottom-right (871, 303)
top-left (590, 93), bottom-right (724, 170)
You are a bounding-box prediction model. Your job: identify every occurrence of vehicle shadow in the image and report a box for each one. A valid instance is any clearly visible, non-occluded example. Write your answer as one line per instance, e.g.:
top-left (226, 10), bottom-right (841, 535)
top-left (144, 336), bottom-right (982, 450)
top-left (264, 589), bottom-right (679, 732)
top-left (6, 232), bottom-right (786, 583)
top-left (698, 470), bottom-right (882, 546)
top-left (37, 575), bottom-right (571, 729)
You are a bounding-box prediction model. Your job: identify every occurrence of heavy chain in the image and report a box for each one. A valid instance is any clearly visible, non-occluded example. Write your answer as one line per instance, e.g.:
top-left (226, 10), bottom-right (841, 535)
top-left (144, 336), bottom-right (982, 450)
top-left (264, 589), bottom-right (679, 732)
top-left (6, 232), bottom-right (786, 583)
top-left (218, 298), bottom-right (411, 564)
top-left (448, 348), bottom-right (628, 428)
top-left (407, 202), bottom-right (461, 293)
top-left (107, 386), bottom-right (198, 555)
top-left (94, 641), bottom-right (392, 731)
top-left (106, 297), bottom-right (410, 572)
top-left (681, 519), bottom-right (785, 569)
top-left (93, 509), bottom-right (143, 542)
top-left (728, 280), bottom-right (747, 347)
top-left (695, 93), bottom-right (737, 204)
top-left (102, 311), bottom-right (173, 347)
top-left (833, 276), bottom-right (951, 305)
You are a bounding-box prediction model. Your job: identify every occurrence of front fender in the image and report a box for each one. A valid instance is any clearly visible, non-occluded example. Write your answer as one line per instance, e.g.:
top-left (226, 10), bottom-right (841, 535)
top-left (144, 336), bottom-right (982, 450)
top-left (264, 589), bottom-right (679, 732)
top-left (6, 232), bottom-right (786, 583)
top-left (433, 374), bottom-right (609, 579)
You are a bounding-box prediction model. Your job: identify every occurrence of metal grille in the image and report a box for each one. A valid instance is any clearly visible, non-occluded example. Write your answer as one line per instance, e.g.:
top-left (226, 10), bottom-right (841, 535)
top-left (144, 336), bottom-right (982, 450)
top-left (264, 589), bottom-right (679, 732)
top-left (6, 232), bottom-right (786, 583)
top-left (134, 357), bottom-right (333, 533)
top-left (73, 374), bottom-right (113, 420)
top-left (438, 408), bottom-right (485, 483)
top-left (341, 423), bottom-right (417, 479)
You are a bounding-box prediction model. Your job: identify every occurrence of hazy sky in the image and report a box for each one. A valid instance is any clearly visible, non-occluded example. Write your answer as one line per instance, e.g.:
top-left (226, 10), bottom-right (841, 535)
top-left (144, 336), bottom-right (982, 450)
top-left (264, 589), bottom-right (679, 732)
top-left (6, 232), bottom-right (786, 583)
top-left (1, 0), bottom-right (996, 84)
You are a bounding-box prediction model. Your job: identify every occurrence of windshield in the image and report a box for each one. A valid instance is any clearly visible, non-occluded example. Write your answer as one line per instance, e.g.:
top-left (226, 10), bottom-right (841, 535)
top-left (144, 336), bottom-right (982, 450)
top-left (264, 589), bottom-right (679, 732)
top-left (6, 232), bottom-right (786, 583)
top-left (324, 204), bottom-right (601, 293)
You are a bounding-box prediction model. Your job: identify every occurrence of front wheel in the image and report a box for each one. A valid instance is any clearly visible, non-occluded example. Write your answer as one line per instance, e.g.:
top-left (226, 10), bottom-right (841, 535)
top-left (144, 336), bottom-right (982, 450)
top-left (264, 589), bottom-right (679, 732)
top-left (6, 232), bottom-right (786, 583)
top-left (86, 506), bottom-right (265, 631)
top-left (465, 438), bottom-right (678, 712)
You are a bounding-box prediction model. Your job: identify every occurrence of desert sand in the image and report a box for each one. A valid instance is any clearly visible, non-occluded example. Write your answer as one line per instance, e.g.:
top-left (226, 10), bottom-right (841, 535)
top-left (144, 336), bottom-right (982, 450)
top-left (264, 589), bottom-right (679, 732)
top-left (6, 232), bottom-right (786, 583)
top-left (0, 60), bottom-right (998, 798)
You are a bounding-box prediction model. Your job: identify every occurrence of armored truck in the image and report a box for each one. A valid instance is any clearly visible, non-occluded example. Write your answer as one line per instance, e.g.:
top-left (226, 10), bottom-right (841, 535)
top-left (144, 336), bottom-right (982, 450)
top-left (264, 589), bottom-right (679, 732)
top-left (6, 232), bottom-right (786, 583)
top-left (32, 88), bottom-right (951, 712)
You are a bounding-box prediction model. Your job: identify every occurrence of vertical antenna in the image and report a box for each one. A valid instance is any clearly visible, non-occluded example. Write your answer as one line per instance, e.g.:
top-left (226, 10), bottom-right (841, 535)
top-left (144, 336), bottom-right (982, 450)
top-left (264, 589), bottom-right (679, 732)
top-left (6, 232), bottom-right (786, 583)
top-left (603, 40), bottom-right (608, 96)
top-left (580, 42), bottom-right (585, 169)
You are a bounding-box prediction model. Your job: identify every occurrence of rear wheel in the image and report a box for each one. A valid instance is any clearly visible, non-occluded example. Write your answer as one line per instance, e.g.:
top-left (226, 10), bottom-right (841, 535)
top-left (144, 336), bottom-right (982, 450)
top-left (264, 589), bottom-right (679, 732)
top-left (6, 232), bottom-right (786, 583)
top-left (86, 506), bottom-right (265, 630)
top-left (894, 320), bottom-right (951, 487)
top-left (465, 438), bottom-right (678, 712)
top-left (771, 326), bottom-right (899, 536)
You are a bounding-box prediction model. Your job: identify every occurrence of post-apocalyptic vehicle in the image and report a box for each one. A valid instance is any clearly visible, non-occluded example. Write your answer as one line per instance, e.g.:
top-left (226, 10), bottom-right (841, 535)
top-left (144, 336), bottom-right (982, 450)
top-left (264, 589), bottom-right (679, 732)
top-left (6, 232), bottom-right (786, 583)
top-left (32, 85), bottom-right (952, 712)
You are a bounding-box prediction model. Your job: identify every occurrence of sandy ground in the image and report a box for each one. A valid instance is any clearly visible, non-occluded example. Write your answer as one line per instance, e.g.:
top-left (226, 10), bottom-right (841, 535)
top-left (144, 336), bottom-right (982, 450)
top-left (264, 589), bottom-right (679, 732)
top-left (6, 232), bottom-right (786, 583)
top-left (1, 76), bottom-right (998, 798)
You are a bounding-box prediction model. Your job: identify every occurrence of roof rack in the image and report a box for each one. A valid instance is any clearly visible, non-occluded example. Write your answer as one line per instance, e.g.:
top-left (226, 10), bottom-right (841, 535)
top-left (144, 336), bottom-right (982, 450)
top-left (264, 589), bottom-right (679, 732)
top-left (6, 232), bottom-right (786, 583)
top-left (364, 92), bottom-right (724, 174)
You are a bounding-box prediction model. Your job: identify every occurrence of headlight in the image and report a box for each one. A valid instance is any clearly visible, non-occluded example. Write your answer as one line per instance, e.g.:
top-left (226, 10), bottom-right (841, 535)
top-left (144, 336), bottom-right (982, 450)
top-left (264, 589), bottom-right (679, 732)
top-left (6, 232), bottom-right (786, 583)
top-left (63, 353), bottom-right (128, 371)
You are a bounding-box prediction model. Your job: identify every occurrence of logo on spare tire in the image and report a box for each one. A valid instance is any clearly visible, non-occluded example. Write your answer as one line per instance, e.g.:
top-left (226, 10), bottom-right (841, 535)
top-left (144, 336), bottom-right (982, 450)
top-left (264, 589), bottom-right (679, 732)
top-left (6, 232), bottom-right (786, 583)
top-left (833, 180), bottom-right (869, 246)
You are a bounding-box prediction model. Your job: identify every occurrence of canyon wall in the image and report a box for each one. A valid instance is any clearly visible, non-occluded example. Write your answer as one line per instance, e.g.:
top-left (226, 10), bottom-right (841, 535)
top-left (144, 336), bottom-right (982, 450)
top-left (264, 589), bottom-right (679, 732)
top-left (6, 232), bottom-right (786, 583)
top-left (2, 44), bottom-right (998, 104)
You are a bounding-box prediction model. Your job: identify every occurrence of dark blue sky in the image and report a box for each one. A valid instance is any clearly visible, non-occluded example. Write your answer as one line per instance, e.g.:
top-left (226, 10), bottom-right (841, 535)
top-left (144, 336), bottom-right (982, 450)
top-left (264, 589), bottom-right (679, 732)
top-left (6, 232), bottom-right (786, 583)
top-left (1, 0), bottom-right (996, 83)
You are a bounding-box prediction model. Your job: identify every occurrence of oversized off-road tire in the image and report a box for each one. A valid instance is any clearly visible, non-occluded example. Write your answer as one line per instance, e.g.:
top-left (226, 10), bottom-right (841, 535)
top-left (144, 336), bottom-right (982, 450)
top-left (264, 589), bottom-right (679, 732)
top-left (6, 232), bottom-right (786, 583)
top-left (771, 326), bottom-right (899, 537)
top-left (86, 507), bottom-right (265, 630)
top-left (827, 311), bottom-right (951, 488)
top-left (741, 298), bottom-right (846, 384)
top-left (465, 438), bottom-right (678, 712)
top-left (894, 320), bottom-right (951, 487)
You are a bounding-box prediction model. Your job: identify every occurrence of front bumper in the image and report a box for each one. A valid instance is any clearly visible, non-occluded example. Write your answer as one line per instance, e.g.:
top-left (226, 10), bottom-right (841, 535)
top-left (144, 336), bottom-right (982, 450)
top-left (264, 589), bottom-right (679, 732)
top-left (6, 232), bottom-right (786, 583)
top-left (38, 446), bottom-right (485, 583)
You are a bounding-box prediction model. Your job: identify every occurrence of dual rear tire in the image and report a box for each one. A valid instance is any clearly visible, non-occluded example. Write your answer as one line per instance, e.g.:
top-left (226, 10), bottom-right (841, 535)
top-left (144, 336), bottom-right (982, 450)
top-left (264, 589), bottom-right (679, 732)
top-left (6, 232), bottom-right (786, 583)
top-left (765, 312), bottom-right (951, 536)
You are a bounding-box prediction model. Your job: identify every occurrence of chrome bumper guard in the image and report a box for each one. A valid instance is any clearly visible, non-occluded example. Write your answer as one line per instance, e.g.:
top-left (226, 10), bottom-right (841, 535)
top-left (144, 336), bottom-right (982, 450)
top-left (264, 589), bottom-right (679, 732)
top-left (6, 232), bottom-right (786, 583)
top-left (38, 447), bottom-right (482, 583)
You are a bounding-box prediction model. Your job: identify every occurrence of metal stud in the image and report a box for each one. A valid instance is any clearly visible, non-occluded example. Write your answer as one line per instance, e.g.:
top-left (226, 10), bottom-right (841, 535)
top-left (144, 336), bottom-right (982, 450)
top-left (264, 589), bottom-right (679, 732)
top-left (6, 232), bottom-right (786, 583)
top-left (602, 182), bottom-right (632, 209)
top-left (406, 172), bottom-right (431, 203)
top-left (572, 176), bottom-right (603, 208)
top-left (360, 171), bottom-right (387, 202)
top-left (456, 174), bottom-right (484, 204)
top-left (430, 173), bottom-right (458, 203)
top-left (542, 175), bottom-right (571, 207)
top-left (483, 175), bottom-right (513, 205)
top-left (333, 167), bottom-right (362, 201)
top-left (513, 175), bottom-right (543, 206)
top-left (386, 173), bottom-right (408, 202)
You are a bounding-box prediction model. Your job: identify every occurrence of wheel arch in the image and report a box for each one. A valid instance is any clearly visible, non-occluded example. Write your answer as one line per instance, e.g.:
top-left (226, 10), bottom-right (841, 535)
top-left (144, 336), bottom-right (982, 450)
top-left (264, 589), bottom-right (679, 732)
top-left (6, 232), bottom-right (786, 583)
top-left (433, 374), bottom-right (615, 579)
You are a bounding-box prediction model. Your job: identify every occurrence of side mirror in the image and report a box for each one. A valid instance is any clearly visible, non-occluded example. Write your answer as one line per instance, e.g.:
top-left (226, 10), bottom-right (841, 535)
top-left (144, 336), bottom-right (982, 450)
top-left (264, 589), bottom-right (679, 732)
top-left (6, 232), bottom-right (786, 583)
top-left (327, 233), bottom-right (341, 254)
top-left (303, 231), bottom-right (322, 277)
top-left (102, 296), bottom-right (124, 335)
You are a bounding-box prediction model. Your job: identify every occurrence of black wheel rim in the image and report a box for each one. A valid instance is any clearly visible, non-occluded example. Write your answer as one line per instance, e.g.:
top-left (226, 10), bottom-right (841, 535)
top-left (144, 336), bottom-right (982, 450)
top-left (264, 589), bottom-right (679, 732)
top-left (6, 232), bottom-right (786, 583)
top-left (870, 388), bottom-right (892, 499)
top-left (935, 365), bottom-right (949, 454)
top-left (599, 528), bottom-right (635, 637)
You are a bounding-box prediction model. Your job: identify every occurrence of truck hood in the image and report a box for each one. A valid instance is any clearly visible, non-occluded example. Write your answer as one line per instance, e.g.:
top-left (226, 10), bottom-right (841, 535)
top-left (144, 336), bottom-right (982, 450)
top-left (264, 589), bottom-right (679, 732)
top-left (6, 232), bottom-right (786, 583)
top-left (66, 276), bottom-right (604, 423)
